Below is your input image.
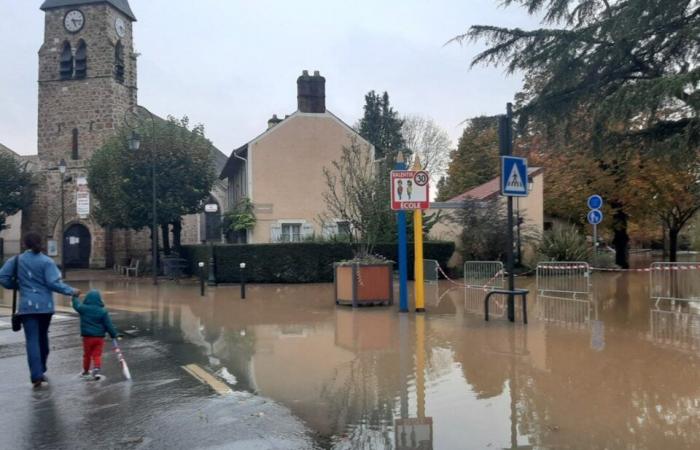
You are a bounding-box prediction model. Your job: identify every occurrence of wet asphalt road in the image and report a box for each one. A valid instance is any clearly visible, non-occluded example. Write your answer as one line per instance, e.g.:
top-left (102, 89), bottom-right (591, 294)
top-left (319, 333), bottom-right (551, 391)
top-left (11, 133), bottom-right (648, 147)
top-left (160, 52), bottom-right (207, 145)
top-left (0, 311), bottom-right (316, 450)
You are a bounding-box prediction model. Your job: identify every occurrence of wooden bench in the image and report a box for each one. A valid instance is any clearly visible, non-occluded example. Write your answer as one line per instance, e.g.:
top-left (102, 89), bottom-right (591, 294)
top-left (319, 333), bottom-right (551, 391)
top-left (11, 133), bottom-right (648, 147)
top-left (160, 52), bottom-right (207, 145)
top-left (484, 289), bottom-right (529, 324)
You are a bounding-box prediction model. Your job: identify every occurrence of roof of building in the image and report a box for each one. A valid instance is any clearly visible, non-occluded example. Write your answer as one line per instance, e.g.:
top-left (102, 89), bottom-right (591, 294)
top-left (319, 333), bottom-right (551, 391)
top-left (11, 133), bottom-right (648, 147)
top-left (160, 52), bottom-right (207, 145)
top-left (219, 110), bottom-right (372, 180)
top-left (0, 142), bottom-right (20, 158)
top-left (40, 0), bottom-right (136, 21)
top-left (446, 167), bottom-right (544, 203)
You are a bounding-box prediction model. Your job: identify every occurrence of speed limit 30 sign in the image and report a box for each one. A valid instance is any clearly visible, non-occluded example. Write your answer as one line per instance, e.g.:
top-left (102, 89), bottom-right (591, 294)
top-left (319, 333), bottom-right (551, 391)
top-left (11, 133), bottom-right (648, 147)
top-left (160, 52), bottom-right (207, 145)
top-left (391, 170), bottom-right (430, 210)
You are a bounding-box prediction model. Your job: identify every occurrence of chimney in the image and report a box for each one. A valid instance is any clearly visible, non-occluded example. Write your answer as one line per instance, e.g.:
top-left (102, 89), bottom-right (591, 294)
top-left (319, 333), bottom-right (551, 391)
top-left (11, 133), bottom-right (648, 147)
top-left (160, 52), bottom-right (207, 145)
top-left (267, 114), bottom-right (282, 129)
top-left (297, 70), bottom-right (326, 113)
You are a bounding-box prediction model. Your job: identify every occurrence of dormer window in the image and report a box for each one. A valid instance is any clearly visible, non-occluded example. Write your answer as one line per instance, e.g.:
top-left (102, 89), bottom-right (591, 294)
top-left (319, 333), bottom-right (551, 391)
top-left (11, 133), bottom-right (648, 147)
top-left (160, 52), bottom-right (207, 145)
top-left (74, 40), bottom-right (87, 79)
top-left (59, 41), bottom-right (73, 80)
top-left (114, 40), bottom-right (124, 83)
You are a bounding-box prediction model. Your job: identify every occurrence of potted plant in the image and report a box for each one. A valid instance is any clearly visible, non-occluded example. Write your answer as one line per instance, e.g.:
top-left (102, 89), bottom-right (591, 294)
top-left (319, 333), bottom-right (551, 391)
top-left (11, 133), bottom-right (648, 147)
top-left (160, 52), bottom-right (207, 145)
top-left (323, 139), bottom-right (394, 306)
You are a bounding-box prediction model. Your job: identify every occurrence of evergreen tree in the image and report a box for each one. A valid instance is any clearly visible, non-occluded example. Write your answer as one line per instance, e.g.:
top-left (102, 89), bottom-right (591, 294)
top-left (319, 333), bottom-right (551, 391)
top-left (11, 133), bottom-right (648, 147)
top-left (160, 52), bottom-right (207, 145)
top-left (358, 91), bottom-right (407, 161)
top-left (437, 116), bottom-right (500, 201)
top-left (457, 0), bottom-right (699, 267)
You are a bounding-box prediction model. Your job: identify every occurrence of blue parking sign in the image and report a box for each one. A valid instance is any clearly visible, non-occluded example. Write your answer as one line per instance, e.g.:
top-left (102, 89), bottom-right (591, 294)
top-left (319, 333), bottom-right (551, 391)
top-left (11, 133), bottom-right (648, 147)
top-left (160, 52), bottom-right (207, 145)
top-left (501, 156), bottom-right (528, 197)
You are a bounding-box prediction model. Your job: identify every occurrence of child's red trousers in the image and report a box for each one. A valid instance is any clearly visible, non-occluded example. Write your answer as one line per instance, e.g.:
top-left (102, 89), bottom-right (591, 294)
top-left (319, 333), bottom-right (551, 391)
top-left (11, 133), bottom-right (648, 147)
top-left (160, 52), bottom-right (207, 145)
top-left (82, 336), bottom-right (104, 372)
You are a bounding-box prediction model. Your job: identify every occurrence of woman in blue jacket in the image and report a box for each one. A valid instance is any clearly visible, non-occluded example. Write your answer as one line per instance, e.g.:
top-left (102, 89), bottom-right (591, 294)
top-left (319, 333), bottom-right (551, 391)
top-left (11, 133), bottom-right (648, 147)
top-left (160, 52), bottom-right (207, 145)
top-left (0, 232), bottom-right (80, 387)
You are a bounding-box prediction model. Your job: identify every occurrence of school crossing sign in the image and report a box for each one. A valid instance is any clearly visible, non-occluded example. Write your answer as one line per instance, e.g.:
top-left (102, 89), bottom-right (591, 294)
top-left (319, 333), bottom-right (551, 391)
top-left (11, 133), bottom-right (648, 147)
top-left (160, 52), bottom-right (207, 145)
top-left (391, 170), bottom-right (430, 210)
top-left (501, 156), bottom-right (529, 197)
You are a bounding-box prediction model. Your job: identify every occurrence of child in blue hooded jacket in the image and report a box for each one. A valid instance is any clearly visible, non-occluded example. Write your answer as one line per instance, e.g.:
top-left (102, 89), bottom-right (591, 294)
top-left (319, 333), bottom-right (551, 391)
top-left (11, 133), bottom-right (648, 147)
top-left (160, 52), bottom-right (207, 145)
top-left (72, 290), bottom-right (118, 380)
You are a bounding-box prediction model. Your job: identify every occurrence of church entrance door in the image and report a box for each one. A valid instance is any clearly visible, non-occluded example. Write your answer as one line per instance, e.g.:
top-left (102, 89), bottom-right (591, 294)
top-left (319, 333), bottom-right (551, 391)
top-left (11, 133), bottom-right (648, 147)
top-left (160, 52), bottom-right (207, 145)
top-left (63, 224), bottom-right (91, 269)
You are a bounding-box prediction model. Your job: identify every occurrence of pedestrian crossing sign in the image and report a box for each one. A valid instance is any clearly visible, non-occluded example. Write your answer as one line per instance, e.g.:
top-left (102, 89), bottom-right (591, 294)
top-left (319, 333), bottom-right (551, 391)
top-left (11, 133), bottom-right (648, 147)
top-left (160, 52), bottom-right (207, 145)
top-left (501, 156), bottom-right (529, 197)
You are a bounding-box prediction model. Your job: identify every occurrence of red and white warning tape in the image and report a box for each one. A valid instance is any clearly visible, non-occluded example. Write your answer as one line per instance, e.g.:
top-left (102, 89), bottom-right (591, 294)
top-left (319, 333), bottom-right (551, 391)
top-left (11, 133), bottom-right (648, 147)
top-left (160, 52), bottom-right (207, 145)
top-left (436, 264), bottom-right (502, 292)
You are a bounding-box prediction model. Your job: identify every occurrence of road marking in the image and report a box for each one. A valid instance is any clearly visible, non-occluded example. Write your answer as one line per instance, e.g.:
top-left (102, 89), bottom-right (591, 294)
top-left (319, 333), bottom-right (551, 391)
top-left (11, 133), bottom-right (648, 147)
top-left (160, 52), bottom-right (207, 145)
top-left (181, 364), bottom-right (233, 396)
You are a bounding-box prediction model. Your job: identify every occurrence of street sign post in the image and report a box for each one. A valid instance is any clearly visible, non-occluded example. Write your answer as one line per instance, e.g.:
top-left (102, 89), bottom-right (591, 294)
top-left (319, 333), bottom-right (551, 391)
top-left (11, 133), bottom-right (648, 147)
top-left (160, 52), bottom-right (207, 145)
top-left (587, 197), bottom-right (603, 256)
top-left (501, 156), bottom-right (529, 197)
top-left (391, 170), bottom-right (430, 210)
top-left (587, 195), bottom-right (603, 210)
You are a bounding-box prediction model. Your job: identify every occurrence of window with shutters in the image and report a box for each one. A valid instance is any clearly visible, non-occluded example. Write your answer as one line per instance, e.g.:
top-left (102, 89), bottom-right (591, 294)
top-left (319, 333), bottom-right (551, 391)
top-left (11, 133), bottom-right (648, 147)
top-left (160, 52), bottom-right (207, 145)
top-left (114, 41), bottom-right (125, 83)
top-left (74, 40), bottom-right (87, 79)
top-left (59, 41), bottom-right (73, 80)
top-left (280, 223), bottom-right (302, 242)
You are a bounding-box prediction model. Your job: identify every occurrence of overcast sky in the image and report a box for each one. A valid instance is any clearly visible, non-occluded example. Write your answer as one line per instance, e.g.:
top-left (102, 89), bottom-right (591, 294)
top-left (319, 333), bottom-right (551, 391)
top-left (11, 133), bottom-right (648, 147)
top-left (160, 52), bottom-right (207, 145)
top-left (1, 0), bottom-right (541, 156)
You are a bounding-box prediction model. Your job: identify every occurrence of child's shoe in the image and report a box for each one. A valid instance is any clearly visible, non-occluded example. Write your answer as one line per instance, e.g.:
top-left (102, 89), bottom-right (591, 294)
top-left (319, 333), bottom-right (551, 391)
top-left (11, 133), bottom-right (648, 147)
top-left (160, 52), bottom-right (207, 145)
top-left (79, 371), bottom-right (91, 380)
top-left (91, 368), bottom-right (104, 381)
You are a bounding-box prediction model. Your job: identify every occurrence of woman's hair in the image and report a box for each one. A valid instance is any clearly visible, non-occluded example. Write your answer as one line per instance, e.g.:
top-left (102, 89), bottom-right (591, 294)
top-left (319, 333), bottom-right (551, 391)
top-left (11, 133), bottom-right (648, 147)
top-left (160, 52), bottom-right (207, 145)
top-left (23, 232), bottom-right (43, 254)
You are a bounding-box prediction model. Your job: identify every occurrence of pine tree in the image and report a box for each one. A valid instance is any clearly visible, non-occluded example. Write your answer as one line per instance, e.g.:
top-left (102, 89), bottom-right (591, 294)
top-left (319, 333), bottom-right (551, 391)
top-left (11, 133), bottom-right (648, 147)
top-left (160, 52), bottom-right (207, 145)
top-left (437, 116), bottom-right (500, 201)
top-left (358, 91), bottom-right (407, 161)
top-left (457, 0), bottom-right (700, 267)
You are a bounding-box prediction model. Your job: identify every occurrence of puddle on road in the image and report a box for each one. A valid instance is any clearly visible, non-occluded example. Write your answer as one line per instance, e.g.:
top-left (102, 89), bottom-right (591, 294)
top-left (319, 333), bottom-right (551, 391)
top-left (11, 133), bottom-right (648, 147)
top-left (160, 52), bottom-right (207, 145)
top-left (4, 266), bottom-right (700, 449)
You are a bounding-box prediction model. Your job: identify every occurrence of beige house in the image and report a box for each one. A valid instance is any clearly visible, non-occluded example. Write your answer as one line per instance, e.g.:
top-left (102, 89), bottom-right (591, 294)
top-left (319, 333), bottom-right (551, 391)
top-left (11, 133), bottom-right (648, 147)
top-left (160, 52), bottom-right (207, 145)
top-left (220, 71), bottom-right (373, 244)
top-left (429, 167), bottom-right (544, 268)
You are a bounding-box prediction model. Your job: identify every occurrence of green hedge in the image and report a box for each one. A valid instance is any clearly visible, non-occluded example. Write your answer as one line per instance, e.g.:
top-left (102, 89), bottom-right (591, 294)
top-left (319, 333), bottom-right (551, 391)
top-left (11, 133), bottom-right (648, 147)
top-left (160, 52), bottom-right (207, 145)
top-left (181, 241), bottom-right (455, 284)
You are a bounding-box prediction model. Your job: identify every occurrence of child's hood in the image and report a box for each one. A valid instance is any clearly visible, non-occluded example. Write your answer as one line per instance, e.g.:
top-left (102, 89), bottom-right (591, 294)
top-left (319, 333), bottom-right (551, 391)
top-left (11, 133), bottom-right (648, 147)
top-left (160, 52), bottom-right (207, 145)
top-left (83, 290), bottom-right (104, 307)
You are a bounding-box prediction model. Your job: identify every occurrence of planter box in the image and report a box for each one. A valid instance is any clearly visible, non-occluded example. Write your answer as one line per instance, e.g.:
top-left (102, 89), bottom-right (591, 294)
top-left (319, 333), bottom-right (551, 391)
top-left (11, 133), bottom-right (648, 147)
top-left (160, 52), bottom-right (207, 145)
top-left (334, 262), bottom-right (393, 307)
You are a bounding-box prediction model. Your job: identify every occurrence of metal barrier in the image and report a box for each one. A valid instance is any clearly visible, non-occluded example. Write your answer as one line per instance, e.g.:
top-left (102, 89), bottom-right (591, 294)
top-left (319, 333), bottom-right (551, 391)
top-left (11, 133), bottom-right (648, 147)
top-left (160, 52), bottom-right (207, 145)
top-left (463, 261), bottom-right (504, 290)
top-left (536, 262), bottom-right (590, 299)
top-left (423, 259), bottom-right (439, 284)
top-left (536, 294), bottom-right (592, 329)
top-left (649, 307), bottom-right (700, 352)
top-left (463, 261), bottom-right (505, 317)
top-left (650, 262), bottom-right (700, 305)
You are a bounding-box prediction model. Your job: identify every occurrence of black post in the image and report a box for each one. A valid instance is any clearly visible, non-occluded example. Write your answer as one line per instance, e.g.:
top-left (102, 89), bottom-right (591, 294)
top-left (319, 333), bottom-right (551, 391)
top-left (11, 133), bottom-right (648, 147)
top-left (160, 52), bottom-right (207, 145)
top-left (240, 263), bottom-right (246, 299)
top-left (199, 262), bottom-right (205, 297)
top-left (500, 103), bottom-right (516, 322)
top-left (151, 130), bottom-right (158, 286)
top-left (207, 241), bottom-right (217, 286)
top-left (60, 173), bottom-right (66, 279)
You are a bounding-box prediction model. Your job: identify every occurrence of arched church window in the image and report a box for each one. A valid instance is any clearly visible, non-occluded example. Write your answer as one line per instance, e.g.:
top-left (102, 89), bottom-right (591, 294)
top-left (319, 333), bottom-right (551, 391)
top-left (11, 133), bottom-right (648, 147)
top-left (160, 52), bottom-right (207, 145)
top-left (114, 41), bottom-right (125, 83)
top-left (59, 41), bottom-right (73, 80)
top-left (71, 128), bottom-right (79, 160)
top-left (75, 40), bottom-right (87, 79)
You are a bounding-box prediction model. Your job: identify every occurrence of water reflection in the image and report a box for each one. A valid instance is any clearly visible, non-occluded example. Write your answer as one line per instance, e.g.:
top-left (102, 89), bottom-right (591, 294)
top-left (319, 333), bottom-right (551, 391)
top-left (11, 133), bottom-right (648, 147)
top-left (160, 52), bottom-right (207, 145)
top-left (5, 276), bottom-right (700, 448)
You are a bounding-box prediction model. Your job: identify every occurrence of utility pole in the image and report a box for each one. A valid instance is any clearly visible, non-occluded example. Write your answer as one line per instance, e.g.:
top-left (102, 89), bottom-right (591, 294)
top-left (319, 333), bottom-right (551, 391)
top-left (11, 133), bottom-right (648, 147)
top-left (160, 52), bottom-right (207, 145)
top-left (499, 103), bottom-right (516, 322)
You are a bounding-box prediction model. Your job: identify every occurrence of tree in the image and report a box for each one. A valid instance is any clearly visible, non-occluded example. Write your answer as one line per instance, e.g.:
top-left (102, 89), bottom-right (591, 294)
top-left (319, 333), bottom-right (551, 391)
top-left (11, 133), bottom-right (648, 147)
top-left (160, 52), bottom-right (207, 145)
top-left (0, 152), bottom-right (34, 232)
top-left (223, 198), bottom-right (256, 243)
top-left (322, 138), bottom-right (393, 257)
top-left (358, 91), bottom-right (407, 162)
top-left (452, 197), bottom-right (509, 262)
top-left (628, 154), bottom-right (700, 261)
top-left (456, 0), bottom-right (699, 267)
top-left (88, 116), bottom-right (216, 251)
top-left (401, 115), bottom-right (452, 179)
top-left (437, 116), bottom-right (500, 201)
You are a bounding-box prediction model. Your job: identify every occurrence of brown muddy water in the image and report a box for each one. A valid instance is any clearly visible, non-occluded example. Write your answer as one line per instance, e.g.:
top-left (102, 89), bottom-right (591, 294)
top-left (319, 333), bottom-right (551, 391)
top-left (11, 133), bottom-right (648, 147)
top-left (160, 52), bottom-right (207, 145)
top-left (4, 266), bottom-right (700, 449)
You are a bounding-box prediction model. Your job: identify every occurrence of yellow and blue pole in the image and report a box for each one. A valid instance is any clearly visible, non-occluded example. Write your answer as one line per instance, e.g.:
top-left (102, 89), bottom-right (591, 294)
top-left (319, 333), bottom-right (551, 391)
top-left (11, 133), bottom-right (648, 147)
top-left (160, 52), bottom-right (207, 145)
top-left (412, 158), bottom-right (425, 313)
top-left (396, 152), bottom-right (409, 313)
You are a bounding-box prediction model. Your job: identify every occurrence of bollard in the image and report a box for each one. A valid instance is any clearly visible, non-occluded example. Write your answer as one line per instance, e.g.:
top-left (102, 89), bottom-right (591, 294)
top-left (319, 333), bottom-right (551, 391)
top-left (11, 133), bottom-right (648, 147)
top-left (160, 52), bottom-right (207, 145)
top-left (240, 262), bottom-right (246, 299)
top-left (198, 261), bottom-right (205, 297)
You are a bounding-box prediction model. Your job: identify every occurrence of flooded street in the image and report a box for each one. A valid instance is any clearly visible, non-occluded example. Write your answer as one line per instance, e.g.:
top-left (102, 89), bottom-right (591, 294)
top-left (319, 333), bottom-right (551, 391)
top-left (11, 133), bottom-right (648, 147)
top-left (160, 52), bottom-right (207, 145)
top-left (3, 267), bottom-right (700, 449)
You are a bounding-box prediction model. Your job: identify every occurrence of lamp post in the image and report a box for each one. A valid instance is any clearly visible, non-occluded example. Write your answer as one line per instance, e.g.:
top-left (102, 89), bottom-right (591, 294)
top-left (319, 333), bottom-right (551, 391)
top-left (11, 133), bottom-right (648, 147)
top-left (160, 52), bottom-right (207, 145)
top-left (126, 109), bottom-right (158, 285)
top-left (58, 159), bottom-right (67, 279)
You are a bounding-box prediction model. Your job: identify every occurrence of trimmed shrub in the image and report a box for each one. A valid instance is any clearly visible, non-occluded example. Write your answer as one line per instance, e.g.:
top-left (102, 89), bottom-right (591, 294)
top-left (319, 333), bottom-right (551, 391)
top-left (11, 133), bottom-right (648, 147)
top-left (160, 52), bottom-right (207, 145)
top-left (181, 241), bottom-right (455, 284)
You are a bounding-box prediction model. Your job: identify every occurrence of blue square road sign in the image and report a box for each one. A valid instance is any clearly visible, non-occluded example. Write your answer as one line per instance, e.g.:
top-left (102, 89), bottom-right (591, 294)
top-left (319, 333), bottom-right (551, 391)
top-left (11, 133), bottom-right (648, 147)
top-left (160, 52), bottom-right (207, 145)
top-left (501, 156), bottom-right (529, 197)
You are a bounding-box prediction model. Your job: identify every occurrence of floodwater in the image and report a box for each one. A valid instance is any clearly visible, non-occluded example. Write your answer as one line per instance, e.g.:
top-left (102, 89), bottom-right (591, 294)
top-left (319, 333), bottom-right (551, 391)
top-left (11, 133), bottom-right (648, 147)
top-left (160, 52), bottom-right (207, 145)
top-left (4, 265), bottom-right (700, 449)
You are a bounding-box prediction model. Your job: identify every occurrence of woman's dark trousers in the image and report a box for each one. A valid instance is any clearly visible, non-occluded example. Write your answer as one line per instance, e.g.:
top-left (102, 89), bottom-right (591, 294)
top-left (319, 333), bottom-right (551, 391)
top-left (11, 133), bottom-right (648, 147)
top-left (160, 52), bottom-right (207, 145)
top-left (21, 314), bottom-right (53, 383)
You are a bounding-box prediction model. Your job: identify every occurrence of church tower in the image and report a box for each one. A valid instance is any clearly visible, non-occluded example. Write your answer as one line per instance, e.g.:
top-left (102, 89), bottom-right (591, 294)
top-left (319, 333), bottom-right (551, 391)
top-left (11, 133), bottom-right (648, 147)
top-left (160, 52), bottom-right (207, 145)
top-left (29, 0), bottom-right (138, 268)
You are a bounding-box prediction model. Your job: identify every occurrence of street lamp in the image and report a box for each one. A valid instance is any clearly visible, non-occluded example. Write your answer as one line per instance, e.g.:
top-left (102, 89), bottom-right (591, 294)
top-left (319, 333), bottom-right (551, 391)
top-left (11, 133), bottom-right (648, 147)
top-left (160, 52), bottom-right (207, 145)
top-left (58, 159), bottom-right (67, 279)
top-left (125, 110), bottom-right (158, 285)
